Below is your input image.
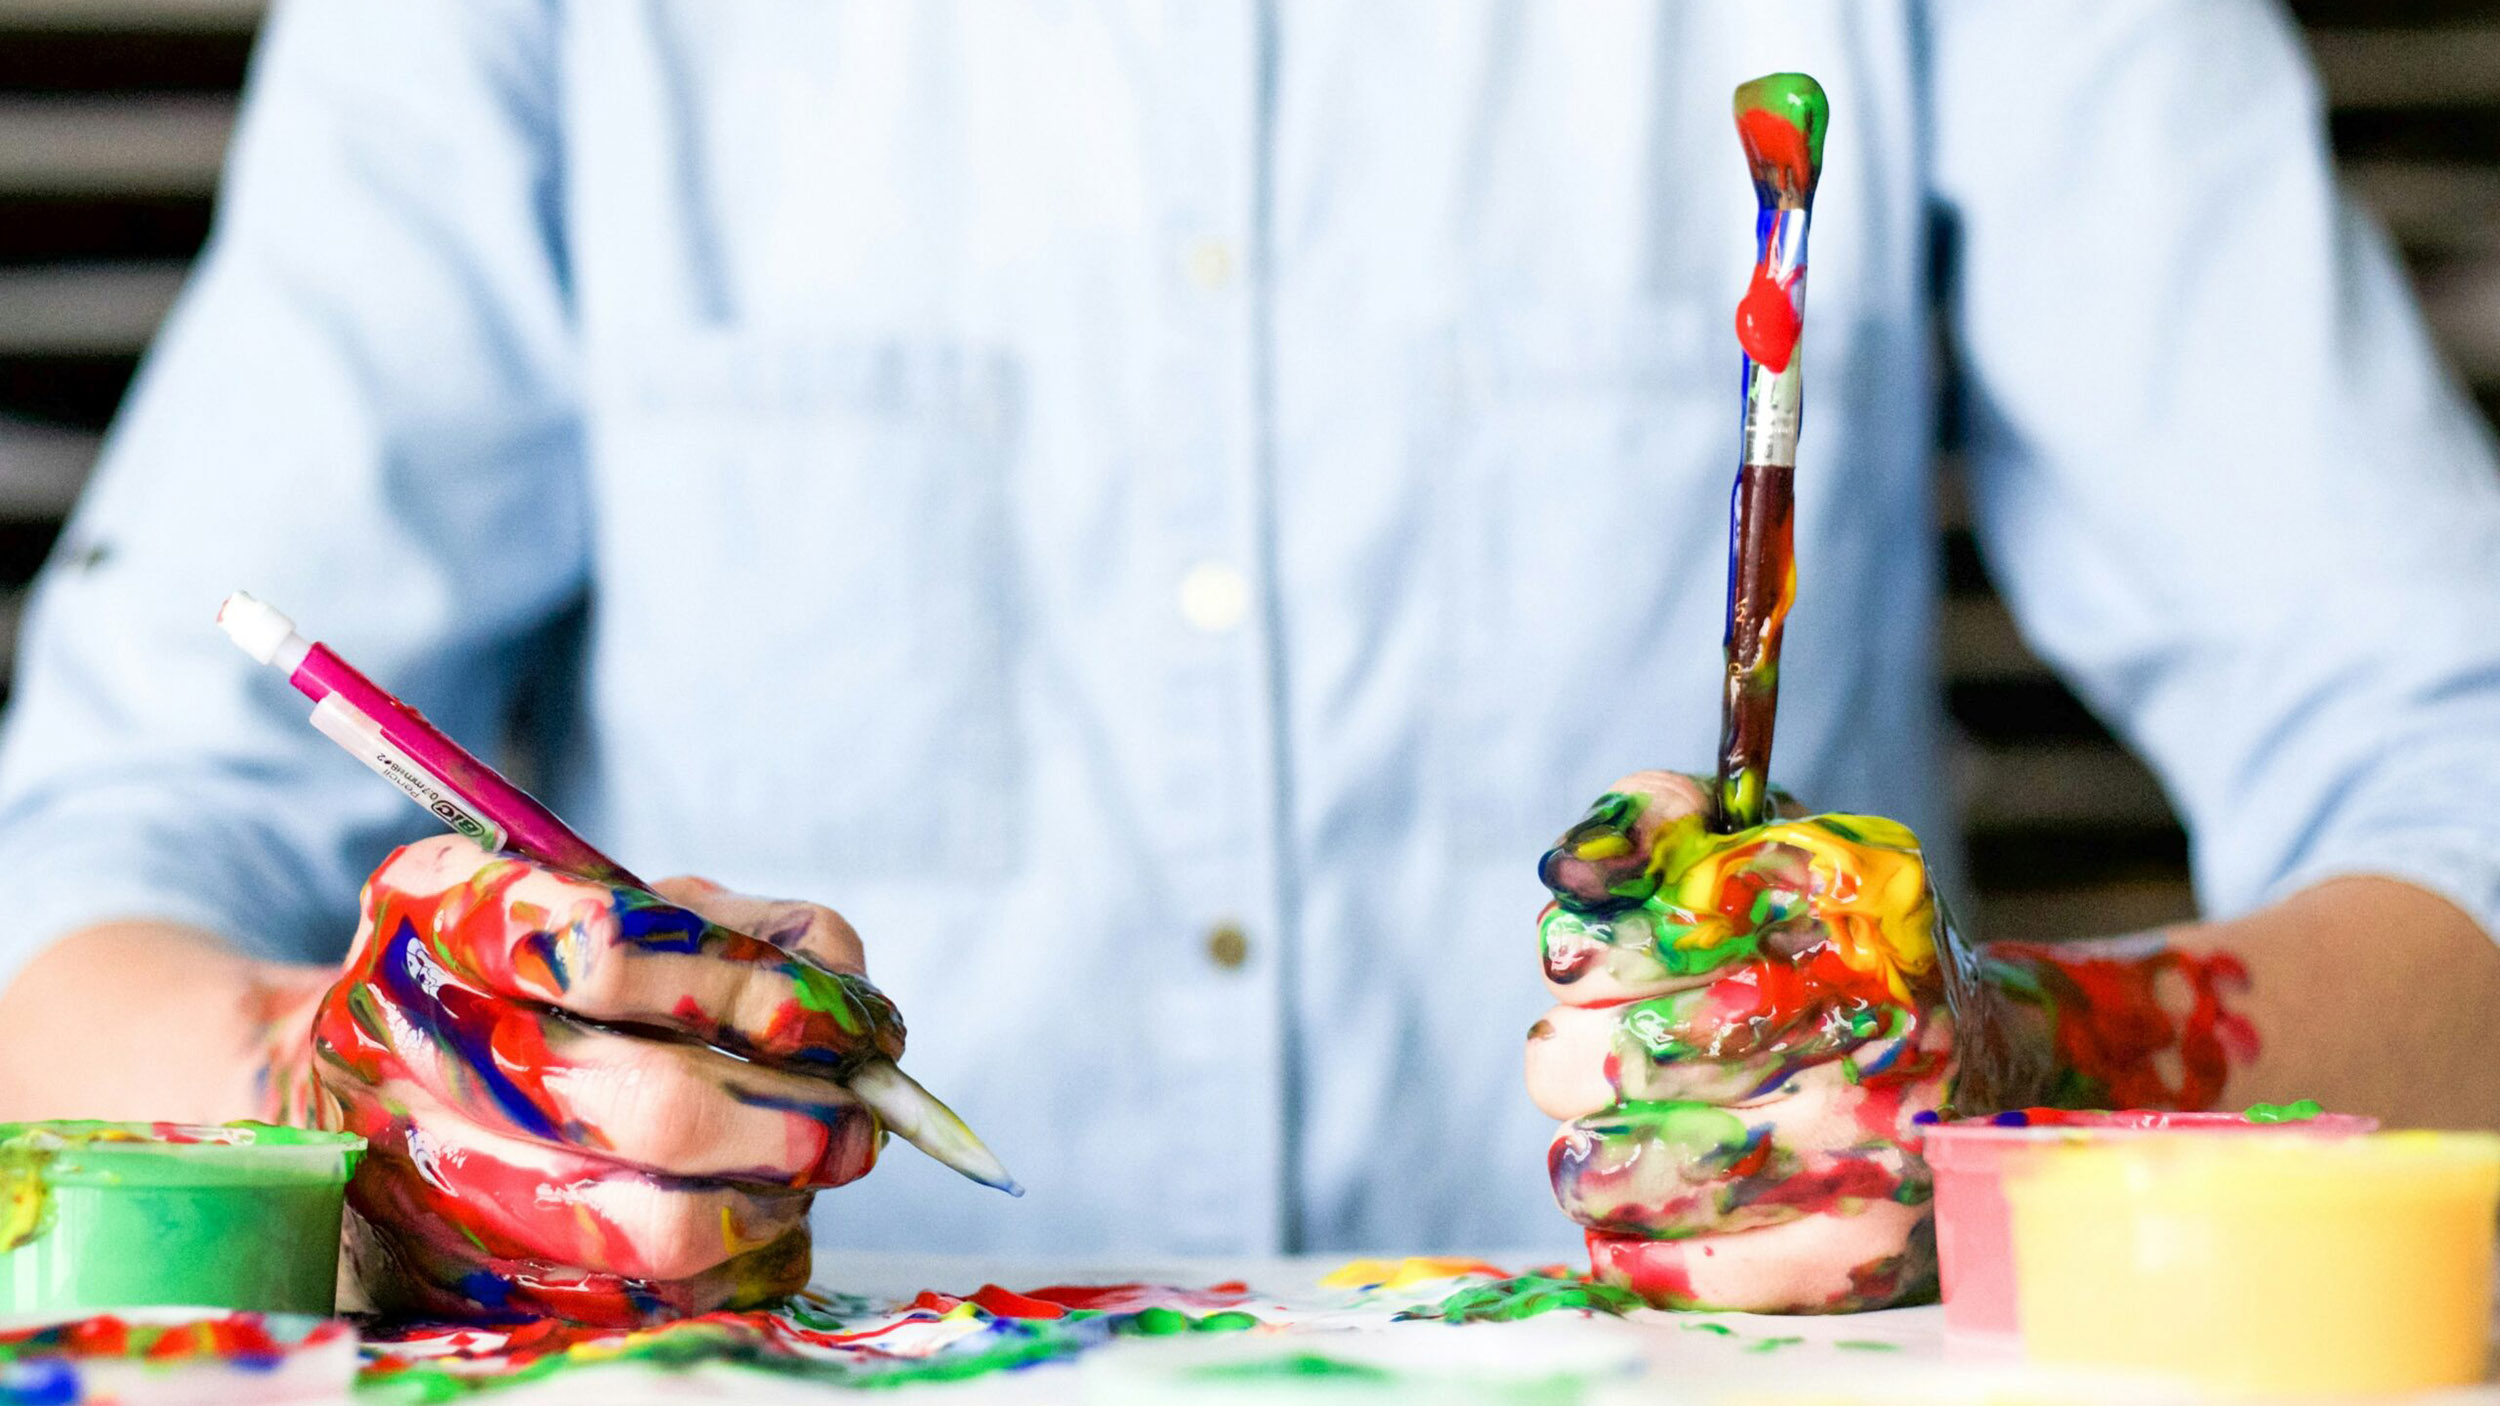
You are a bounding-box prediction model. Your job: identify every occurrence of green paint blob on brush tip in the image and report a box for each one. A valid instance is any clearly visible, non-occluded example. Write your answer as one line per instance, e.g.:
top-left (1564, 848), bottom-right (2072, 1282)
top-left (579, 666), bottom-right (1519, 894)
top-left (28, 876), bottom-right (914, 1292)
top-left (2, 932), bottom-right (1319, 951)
top-left (1732, 72), bottom-right (1829, 200)
top-left (2245, 1098), bottom-right (2324, 1124)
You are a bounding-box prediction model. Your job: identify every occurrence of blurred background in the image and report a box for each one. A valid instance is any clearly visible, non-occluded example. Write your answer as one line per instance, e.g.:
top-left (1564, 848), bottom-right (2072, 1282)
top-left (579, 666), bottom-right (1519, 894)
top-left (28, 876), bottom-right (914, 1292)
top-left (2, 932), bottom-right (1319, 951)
top-left (0, 0), bottom-right (2490, 942)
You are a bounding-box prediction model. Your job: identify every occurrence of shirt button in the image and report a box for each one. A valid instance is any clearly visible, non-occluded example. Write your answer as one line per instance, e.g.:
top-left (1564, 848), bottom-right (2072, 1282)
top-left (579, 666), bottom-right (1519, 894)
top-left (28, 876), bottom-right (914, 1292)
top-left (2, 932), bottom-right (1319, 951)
top-left (1206, 924), bottom-right (1250, 970)
top-left (1178, 560), bottom-right (1249, 633)
top-left (1183, 237), bottom-right (1236, 290)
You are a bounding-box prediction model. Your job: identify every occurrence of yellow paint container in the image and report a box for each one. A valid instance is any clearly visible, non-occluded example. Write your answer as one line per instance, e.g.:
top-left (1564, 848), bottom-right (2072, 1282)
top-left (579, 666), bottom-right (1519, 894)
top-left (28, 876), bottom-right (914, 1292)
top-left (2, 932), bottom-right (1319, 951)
top-left (2005, 1131), bottom-right (2500, 1397)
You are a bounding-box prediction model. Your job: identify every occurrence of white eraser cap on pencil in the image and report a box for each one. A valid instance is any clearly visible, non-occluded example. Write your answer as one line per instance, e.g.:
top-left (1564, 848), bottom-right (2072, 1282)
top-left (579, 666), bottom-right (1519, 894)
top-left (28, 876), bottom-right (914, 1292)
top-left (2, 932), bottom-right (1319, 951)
top-left (217, 591), bottom-right (306, 668)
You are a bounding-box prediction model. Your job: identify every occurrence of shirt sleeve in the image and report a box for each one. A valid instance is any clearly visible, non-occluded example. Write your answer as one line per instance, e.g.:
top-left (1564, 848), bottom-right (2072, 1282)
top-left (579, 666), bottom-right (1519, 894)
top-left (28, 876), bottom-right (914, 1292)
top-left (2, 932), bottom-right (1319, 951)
top-left (1929, 0), bottom-right (2500, 938)
top-left (0, 0), bottom-right (586, 990)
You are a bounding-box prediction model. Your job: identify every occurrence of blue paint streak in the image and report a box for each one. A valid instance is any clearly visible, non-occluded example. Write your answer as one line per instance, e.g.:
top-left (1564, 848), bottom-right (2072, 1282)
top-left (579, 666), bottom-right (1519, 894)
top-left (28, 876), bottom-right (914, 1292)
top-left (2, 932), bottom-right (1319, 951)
top-left (375, 919), bottom-right (562, 1142)
top-left (0, 1360), bottom-right (79, 1406)
top-left (726, 1085), bottom-right (849, 1121)
top-left (460, 1270), bottom-right (516, 1311)
top-left (521, 930), bottom-right (570, 991)
top-left (614, 895), bottom-right (707, 953)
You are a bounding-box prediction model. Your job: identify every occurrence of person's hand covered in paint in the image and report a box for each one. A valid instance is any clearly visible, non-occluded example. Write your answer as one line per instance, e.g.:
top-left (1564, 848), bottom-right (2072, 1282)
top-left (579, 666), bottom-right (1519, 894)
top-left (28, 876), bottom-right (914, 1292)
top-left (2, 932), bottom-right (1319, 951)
top-left (289, 835), bottom-right (898, 1325)
top-left (1524, 770), bottom-right (1983, 1314)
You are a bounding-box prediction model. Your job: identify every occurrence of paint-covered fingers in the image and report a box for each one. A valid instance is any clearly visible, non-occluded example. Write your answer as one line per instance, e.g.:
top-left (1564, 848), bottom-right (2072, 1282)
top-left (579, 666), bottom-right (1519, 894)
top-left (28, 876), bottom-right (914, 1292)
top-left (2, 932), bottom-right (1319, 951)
top-left (1526, 796), bottom-right (1969, 1312)
top-left (1546, 1054), bottom-right (1947, 1241)
top-left (1585, 1200), bottom-right (1935, 1315)
top-left (1525, 962), bottom-right (1946, 1120)
top-left (1536, 771), bottom-right (1711, 917)
top-left (532, 1029), bottom-right (882, 1187)
top-left (316, 897), bottom-right (879, 1187)
top-left (313, 839), bottom-right (908, 1325)
top-left (360, 1005), bottom-right (875, 1186)
top-left (324, 1077), bottom-right (816, 1324)
top-left (363, 837), bottom-right (906, 1071)
top-left (1554, 1059), bottom-right (1947, 1312)
top-left (651, 877), bottom-right (868, 975)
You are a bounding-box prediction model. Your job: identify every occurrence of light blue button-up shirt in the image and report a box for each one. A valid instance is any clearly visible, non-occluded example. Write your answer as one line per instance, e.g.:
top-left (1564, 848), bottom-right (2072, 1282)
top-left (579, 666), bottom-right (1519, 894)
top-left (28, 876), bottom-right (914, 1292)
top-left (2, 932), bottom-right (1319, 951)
top-left (4, 1), bottom-right (2498, 1257)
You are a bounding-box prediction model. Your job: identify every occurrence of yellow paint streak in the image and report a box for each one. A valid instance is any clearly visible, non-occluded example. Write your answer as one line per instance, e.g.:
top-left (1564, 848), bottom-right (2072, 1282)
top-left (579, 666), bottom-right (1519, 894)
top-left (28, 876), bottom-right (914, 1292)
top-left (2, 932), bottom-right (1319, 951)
top-left (1656, 813), bottom-right (1938, 1004)
top-left (1320, 1256), bottom-right (1509, 1291)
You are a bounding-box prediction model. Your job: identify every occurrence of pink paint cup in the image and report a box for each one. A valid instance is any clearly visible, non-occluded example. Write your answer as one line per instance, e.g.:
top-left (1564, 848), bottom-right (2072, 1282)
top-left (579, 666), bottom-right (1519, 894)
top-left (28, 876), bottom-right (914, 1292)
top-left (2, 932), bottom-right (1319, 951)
top-left (1921, 1109), bottom-right (2377, 1339)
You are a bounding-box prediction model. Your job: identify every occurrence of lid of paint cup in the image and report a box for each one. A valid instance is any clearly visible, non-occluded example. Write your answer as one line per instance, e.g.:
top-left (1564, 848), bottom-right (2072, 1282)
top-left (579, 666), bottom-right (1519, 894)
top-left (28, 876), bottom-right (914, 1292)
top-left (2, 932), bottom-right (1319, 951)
top-left (0, 1121), bottom-right (363, 1189)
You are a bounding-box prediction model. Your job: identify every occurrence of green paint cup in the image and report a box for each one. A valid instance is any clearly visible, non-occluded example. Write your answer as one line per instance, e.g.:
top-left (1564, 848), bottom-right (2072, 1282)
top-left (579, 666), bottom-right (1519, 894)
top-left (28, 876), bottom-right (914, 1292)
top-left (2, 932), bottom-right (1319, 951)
top-left (0, 1120), bottom-right (363, 1315)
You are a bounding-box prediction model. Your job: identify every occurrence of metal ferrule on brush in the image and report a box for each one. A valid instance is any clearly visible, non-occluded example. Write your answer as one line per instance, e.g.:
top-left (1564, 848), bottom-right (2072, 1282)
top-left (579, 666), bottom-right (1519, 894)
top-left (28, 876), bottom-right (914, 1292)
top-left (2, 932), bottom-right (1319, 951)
top-left (1739, 206), bottom-right (1811, 470)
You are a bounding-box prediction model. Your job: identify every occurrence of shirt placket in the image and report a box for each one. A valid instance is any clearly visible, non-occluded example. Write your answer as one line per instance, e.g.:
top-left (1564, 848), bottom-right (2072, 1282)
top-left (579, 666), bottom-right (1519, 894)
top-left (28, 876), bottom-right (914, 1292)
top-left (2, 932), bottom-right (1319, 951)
top-left (1143, 0), bottom-right (1281, 1254)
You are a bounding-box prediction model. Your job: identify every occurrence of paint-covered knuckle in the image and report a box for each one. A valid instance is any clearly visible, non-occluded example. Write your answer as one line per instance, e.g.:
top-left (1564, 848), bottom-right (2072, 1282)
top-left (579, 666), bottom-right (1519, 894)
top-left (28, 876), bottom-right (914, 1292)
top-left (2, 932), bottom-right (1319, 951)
top-left (765, 902), bottom-right (866, 974)
top-left (598, 1049), bottom-right (735, 1174)
top-left (539, 893), bottom-right (692, 1019)
top-left (374, 833), bottom-right (500, 895)
top-left (612, 1189), bottom-right (811, 1285)
top-left (1604, 770), bottom-right (1712, 820)
top-left (1539, 772), bottom-right (1715, 913)
top-left (1547, 1095), bottom-right (1928, 1242)
top-left (1539, 903), bottom-right (1729, 1008)
top-left (727, 956), bottom-right (907, 1068)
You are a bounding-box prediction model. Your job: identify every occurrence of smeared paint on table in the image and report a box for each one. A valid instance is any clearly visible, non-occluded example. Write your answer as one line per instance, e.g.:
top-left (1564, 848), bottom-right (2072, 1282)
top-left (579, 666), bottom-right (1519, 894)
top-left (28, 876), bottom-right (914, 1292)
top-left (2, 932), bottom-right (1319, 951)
top-left (0, 1251), bottom-right (2438, 1403)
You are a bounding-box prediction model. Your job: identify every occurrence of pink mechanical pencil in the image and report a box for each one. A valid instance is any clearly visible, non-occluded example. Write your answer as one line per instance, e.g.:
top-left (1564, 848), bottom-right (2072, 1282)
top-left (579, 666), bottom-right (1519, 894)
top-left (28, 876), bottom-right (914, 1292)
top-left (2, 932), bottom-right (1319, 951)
top-left (218, 590), bottom-right (1020, 1196)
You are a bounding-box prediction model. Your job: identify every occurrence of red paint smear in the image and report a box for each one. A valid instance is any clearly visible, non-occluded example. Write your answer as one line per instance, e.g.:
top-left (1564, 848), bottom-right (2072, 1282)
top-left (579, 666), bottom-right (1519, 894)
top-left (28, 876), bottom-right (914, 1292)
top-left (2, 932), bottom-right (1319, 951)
top-left (1586, 1230), bottom-right (1697, 1308)
top-left (1026, 1281), bottom-right (1252, 1313)
top-left (1723, 1136), bottom-right (1773, 1182)
top-left (909, 1285), bottom-right (1070, 1320)
top-left (1737, 108), bottom-right (1815, 196)
top-left (0, 1313), bottom-right (338, 1367)
top-left (1740, 1155), bottom-right (1903, 1214)
top-left (1992, 944), bottom-right (2259, 1110)
top-left (59, 1317), bottom-right (128, 1356)
top-left (1736, 262), bottom-right (1801, 372)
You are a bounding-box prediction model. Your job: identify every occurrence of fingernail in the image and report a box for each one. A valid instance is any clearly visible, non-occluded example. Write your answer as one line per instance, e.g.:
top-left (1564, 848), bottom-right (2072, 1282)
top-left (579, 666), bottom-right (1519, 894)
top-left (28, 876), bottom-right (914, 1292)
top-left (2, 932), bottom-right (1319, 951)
top-left (1538, 793), bottom-right (1659, 913)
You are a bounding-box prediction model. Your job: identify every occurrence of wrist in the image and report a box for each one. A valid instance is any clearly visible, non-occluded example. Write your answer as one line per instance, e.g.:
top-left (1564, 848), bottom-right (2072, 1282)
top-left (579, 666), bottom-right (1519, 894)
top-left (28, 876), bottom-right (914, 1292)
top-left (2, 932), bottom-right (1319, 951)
top-left (0, 923), bottom-right (330, 1124)
top-left (248, 962), bottom-right (335, 1126)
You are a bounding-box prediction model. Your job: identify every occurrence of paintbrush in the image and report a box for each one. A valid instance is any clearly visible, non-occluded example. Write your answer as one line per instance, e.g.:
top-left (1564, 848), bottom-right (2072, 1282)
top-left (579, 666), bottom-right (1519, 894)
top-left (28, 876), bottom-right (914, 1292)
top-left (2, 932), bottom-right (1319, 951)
top-left (1711, 72), bottom-right (1828, 834)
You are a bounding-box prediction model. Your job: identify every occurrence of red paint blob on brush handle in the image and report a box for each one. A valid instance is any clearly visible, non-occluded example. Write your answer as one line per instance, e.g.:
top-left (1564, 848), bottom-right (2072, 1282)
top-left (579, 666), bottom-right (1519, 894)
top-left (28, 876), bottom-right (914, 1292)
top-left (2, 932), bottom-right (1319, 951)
top-left (1735, 264), bottom-right (1801, 373)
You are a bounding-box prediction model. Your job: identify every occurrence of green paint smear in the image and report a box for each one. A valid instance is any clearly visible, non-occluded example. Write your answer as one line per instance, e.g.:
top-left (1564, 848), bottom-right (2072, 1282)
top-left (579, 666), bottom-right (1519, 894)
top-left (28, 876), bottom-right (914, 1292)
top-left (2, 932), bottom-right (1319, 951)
top-left (1682, 1320), bottom-right (1735, 1335)
top-left (1579, 1101), bottom-right (1752, 1163)
top-left (1837, 1340), bottom-right (1901, 1352)
top-left (786, 963), bottom-right (870, 1033)
top-left (1192, 1354), bottom-right (1397, 1383)
top-left (1731, 72), bottom-right (1829, 168)
top-left (2245, 1099), bottom-right (2323, 1124)
top-left (1744, 1335), bottom-right (1804, 1354)
top-left (1402, 1274), bottom-right (1643, 1324)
